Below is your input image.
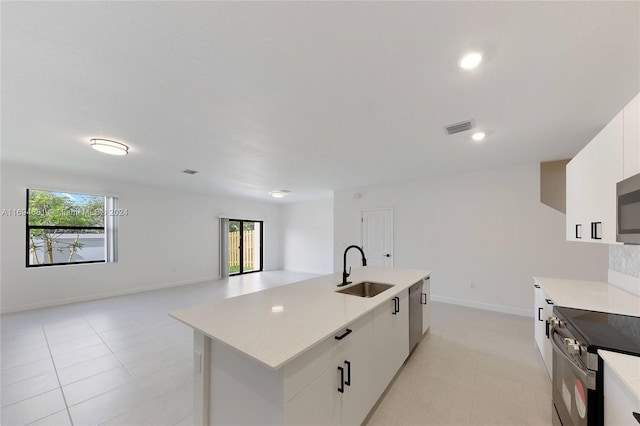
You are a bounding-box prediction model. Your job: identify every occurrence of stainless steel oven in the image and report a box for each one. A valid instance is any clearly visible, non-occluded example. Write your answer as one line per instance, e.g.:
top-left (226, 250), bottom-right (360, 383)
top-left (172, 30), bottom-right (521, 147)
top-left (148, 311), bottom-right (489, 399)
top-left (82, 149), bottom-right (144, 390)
top-left (617, 172), bottom-right (640, 244)
top-left (550, 307), bottom-right (640, 426)
top-left (550, 314), bottom-right (600, 426)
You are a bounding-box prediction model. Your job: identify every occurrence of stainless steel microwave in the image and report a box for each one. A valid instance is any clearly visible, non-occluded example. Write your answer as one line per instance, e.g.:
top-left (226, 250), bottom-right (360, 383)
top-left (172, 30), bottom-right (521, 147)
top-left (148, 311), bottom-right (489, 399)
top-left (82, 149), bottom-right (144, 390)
top-left (617, 172), bottom-right (640, 244)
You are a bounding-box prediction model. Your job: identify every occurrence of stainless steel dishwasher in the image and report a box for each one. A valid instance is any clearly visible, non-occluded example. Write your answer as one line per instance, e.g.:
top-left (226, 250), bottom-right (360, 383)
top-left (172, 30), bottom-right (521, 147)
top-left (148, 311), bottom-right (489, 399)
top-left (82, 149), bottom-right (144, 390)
top-left (408, 280), bottom-right (423, 352)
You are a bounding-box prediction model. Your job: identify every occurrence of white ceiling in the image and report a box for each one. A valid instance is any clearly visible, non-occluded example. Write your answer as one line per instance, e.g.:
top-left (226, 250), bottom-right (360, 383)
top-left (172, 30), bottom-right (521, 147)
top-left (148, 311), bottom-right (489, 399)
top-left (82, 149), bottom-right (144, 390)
top-left (2, 1), bottom-right (639, 203)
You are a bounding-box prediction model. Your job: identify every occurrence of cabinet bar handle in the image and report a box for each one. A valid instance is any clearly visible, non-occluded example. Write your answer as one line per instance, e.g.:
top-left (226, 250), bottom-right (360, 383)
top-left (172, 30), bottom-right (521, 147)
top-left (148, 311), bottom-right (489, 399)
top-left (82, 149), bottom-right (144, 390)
top-left (545, 299), bottom-right (553, 305)
top-left (546, 319), bottom-right (550, 339)
top-left (344, 361), bottom-right (351, 386)
top-left (534, 284), bottom-right (540, 288)
top-left (591, 222), bottom-right (602, 240)
top-left (392, 297), bottom-right (399, 315)
top-left (334, 329), bottom-right (352, 340)
top-left (538, 307), bottom-right (543, 322)
top-left (575, 224), bottom-right (582, 239)
top-left (337, 366), bottom-right (345, 393)
top-left (421, 293), bottom-right (427, 305)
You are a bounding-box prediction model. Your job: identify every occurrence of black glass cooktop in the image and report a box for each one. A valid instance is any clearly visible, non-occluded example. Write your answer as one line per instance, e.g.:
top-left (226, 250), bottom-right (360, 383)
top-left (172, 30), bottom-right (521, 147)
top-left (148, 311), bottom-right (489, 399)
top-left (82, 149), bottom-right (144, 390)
top-left (554, 306), bottom-right (640, 356)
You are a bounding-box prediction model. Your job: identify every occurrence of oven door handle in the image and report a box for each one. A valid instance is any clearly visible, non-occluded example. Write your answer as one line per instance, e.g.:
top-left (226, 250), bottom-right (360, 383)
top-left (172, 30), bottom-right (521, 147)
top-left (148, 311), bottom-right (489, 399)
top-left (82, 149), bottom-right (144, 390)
top-left (551, 330), bottom-right (597, 390)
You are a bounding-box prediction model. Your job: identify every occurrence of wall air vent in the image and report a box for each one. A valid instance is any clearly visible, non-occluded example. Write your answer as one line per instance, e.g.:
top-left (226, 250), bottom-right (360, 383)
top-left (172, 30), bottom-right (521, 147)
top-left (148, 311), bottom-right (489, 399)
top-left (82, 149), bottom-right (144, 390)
top-left (444, 120), bottom-right (474, 135)
top-left (182, 169), bottom-right (198, 175)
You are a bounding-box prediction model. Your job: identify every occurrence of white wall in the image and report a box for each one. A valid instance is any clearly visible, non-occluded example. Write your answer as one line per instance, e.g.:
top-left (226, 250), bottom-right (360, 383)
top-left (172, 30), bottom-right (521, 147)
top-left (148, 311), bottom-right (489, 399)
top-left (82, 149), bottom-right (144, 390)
top-left (281, 198), bottom-right (333, 274)
top-left (0, 163), bottom-right (282, 313)
top-left (334, 162), bottom-right (609, 316)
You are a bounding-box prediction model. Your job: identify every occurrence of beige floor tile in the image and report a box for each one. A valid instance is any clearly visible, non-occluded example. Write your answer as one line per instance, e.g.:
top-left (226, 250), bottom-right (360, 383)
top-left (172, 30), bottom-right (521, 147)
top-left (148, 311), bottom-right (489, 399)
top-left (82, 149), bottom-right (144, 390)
top-left (26, 409), bottom-right (72, 426)
top-left (368, 302), bottom-right (549, 426)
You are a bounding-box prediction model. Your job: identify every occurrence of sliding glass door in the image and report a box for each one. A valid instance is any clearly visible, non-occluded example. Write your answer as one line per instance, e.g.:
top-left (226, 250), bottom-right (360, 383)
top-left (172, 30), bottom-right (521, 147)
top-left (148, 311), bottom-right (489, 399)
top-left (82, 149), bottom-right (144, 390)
top-left (228, 220), bottom-right (262, 275)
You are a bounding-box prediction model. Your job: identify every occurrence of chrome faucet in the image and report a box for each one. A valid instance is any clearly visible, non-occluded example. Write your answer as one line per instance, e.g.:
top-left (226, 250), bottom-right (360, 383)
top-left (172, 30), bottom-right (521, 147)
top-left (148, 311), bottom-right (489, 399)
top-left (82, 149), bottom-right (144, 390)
top-left (338, 245), bottom-right (367, 287)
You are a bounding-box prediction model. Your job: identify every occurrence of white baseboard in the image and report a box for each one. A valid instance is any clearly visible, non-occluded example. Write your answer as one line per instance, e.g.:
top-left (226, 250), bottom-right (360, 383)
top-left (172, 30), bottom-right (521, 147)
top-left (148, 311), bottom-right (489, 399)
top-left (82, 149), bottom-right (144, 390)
top-left (0, 277), bottom-right (217, 314)
top-left (431, 295), bottom-right (531, 317)
top-left (608, 269), bottom-right (640, 297)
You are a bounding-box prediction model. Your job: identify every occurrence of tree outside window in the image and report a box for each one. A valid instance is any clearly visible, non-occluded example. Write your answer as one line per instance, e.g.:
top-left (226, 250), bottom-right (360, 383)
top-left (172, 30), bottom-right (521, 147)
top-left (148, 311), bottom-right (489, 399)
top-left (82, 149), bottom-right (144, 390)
top-left (26, 189), bottom-right (108, 266)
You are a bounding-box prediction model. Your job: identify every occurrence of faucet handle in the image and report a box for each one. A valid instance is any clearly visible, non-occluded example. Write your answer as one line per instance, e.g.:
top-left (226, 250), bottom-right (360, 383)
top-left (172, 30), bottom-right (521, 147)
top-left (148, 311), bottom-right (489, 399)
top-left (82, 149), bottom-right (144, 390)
top-left (347, 266), bottom-right (351, 276)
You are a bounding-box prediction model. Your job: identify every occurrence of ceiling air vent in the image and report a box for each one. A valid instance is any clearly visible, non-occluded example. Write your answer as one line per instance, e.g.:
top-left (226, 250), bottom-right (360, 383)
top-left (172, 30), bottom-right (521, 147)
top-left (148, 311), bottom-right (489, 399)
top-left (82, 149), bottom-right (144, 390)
top-left (444, 119), bottom-right (474, 135)
top-left (182, 169), bottom-right (198, 175)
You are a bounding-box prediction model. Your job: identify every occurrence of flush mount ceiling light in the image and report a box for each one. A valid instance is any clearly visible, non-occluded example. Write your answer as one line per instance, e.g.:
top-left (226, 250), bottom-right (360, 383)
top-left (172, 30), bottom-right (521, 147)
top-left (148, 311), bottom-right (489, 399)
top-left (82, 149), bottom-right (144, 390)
top-left (472, 132), bottom-right (486, 142)
top-left (270, 190), bottom-right (290, 198)
top-left (444, 119), bottom-right (474, 135)
top-left (90, 139), bottom-right (128, 156)
top-left (459, 52), bottom-right (482, 70)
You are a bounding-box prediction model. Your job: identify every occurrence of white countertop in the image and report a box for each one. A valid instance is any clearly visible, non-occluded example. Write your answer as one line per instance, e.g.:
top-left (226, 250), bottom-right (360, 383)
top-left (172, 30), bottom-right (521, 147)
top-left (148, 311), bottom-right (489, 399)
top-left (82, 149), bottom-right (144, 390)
top-left (170, 267), bottom-right (430, 370)
top-left (535, 276), bottom-right (640, 406)
top-left (599, 350), bottom-right (640, 402)
top-left (533, 276), bottom-right (640, 317)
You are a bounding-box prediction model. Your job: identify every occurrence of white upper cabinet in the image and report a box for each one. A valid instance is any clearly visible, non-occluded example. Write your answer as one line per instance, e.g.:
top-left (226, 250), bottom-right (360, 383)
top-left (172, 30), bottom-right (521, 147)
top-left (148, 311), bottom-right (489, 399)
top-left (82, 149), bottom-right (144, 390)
top-left (623, 93), bottom-right (640, 179)
top-left (566, 94), bottom-right (637, 244)
top-left (582, 110), bottom-right (623, 243)
top-left (566, 153), bottom-right (584, 241)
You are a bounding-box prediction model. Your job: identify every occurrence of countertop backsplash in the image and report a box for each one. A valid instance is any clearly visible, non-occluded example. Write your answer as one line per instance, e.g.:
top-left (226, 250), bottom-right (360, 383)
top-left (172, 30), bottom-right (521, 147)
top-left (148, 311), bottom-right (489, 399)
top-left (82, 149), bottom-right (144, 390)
top-left (610, 245), bottom-right (640, 278)
top-left (609, 245), bottom-right (640, 297)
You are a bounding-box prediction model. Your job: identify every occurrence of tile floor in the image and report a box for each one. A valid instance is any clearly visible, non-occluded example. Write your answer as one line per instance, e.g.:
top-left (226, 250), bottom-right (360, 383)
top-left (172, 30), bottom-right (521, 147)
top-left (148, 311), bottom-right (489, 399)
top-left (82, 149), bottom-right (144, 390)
top-left (367, 302), bottom-right (552, 426)
top-left (1, 271), bottom-right (552, 426)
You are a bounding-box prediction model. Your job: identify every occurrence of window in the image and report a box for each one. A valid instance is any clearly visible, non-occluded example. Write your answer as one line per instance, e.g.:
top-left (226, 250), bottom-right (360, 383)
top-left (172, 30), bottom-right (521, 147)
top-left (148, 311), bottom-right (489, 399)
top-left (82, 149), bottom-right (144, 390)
top-left (26, 189), bottom-right (119, 267)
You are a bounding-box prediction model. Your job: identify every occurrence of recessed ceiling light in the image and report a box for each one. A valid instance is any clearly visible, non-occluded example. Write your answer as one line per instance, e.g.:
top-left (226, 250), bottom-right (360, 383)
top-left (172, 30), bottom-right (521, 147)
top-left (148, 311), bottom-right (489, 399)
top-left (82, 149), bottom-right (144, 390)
top-left (472, 132), bottom-right (486, 142)
top-left (459, 52), bottom-right (482, 70)
top-left (271, 305), bottom-right (284, 313)
top-left (90, 139), bottom-right (128, 156)
top-left (270, 190), bottom-right (290, 198)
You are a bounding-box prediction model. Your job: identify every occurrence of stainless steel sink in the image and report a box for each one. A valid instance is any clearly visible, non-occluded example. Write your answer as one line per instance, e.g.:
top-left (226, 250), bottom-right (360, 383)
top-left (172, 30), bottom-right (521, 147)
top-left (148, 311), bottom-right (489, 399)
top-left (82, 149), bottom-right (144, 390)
top-left (336, 282), bottom-right (394, 298)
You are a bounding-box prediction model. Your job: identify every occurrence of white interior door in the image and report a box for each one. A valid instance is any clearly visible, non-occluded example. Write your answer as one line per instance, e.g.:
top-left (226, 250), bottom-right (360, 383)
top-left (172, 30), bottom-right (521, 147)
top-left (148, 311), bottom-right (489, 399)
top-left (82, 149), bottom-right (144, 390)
top-left (361, 208), bottom-right (393, 267)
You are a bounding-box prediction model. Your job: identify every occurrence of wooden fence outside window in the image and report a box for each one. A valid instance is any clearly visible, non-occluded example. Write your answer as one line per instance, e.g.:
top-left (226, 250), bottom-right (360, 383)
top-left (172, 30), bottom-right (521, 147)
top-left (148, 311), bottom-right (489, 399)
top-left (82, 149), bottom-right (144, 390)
top-left (229, 230), bottom-right (255, 271)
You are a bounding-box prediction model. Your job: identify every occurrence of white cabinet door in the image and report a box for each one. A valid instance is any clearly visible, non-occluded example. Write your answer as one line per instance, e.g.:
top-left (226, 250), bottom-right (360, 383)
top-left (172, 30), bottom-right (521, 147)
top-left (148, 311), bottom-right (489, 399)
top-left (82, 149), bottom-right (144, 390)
top-left (340, 329), bottom-right (375, 426)
top-left (582, 110), bottom-right (624, 243)
top-left (372, 291), bottom-right (409, 399)
top-left (533, 285), bottom-right (546, 356)
top-left (284, 364), bottom-right (341, 426)
top-left (534, 284), bottom-right (553, 380)
top-left (422, 277), bottom-right (431, 335)
top-left (623, 93), bottom-right (640, 179)
top-left (284, 314), bottom-right (373, 426)
top-left (566, 154), bottom-right (584, 241)
top-left (604, 362), bottom-right (640, 426)
top-left (284, 321), bottom-right (359, 402)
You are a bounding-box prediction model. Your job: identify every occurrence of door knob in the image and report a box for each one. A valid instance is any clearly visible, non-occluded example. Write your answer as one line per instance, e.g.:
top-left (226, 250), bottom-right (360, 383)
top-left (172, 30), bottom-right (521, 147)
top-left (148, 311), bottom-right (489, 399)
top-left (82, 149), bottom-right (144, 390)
top-left (384, 254), bottom-right (391, 257)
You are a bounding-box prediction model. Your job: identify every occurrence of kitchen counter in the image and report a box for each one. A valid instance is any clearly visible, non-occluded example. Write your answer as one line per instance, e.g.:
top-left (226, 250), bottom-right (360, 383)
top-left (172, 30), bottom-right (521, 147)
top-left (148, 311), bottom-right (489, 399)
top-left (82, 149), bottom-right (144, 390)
top-left (171, 267), bottom-right (431, 425)
top-left (170, 266), bottom-right (430, 369)
top-left (534, 276), bottom-right (640, 420)
top-left (533, 276), bottom-right (640, 317)
top-left (599, 350), bottom-right (640, 402)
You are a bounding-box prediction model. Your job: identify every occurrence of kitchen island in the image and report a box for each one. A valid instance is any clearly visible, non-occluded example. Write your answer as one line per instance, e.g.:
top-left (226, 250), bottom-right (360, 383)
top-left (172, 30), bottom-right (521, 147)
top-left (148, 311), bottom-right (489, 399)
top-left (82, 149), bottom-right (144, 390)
top-left (170, 267), bottom-right (431, 426)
